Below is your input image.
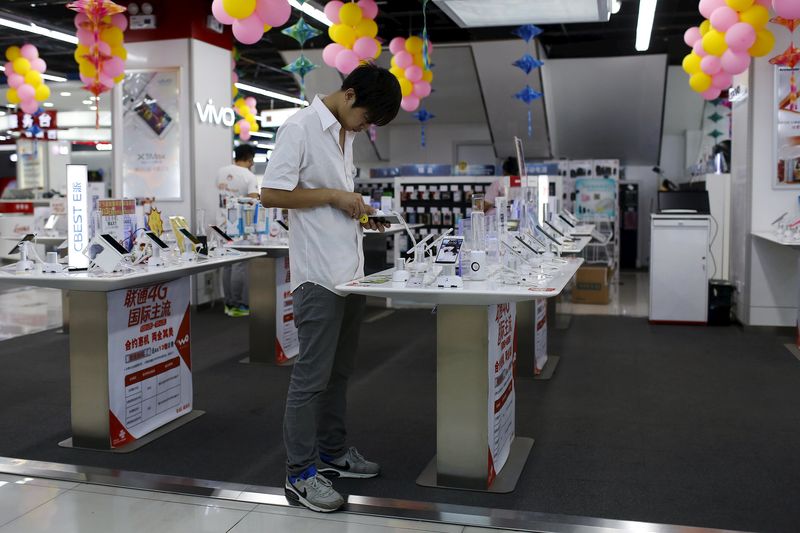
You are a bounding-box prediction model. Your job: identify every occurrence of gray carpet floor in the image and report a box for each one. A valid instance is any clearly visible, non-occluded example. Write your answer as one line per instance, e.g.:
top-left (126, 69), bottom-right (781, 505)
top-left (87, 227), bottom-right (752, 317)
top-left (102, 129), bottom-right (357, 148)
top-left (1, 307), bottom-right (799, 532)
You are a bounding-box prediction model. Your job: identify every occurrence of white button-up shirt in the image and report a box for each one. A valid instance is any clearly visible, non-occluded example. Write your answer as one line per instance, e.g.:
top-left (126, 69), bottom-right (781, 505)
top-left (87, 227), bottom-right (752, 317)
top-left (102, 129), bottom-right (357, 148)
top-left (262, 95), bottom-right (363, 296)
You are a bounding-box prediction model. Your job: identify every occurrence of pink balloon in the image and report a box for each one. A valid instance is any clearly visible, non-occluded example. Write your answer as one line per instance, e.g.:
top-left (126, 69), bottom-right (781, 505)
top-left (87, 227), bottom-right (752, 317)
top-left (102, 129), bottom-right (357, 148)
top-left (256, 0), bottom-right (292, 27)
top-left (240, 120), bottom-right (251, 133)
top-left (773, 0), bottom-right (800, 19)
top-left (77, 28), bottom-right (97, 46)
top-left (754, 0), bottom-right (769, 5)
top-left (20, 44), bottom-right (38, 61)
top-left (335, 49), bottom-right (360, 75)
top-left (389, 37), bottom-right (406, 55)
top-left (693, 40), bottom-right (708, 57)
top-left (353, 37), bottom-right (378, 59)
top-left (102, 56), bottom-right (125, 77)
top-left (111, 13), bottom-right (128, 31)
top-left (322, 43), bottom-right (344, 67)
top-left (17, 84), bottom-right (34, 101)
top-left (698, 0), bottom-right (726, 19)
top-left (324, 0), bottom-right (343, 23)
top-left (20, 99), bottom-right (39, 115)
top-left (702, 87), bottom-right (722, 100)
top-left (74, 13), bottom-right (89, 29)
top-left (212, 0), bottom-right (236, 25)
top-left (245, 97), bottom-right (257, 109)
top-left (720, 49), bottom-right (751, 74)
top-left (232, 14), bottom-right (265, 45)
top-left (94, 41), bottom-right (112, 57)
top-left (405, 65), bottom-right (423, 82)
top-left (357, 0), bottom-right (379, 19)
top-left (400, 95), bottom-right (419, 112)
top-left (3, 62), bottom-right (11, 72)
top-left (99, 73), bottom-right (115, 89)
top-left (701, 54), bottom-right (722, 75)
top-left (79, 73), bottom-right (94, 86)
top-left (711, 71), bottom-right (733, 89)
top-left (240, 131), bottom-right (251, 141)
top-left (413, 80), bottom-right (431, 98)
top-left (30, 58), bottom-right (46, 73)
top-left (710, 6), bottom-right (739, 32)
top-left (684, 27), bottom-right (702, 47)
top-left (232, 71), bottom-right (239, 83)
top-left (6, 73), bottom-right (23, 89)
top-left (725, 22), bottom-right (756, 52)
top-left (394, 50), bottom-right (413, 69)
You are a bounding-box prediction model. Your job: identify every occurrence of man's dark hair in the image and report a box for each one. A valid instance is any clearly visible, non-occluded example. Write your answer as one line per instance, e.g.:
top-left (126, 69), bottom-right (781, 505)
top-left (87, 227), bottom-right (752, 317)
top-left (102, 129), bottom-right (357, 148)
top-left (341, 63), bottom-right (402, 127)
top-left (502, 156), bottom-right (519, 175)
top-left (234, 144), bottom-right (256, 162)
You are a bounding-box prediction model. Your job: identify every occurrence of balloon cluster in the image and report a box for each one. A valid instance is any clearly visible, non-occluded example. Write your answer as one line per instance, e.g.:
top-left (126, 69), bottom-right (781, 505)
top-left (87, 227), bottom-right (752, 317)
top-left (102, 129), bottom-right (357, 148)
top-left (232, 49), bottom-right (240, 98)
top-left (4, 45), bottom-right (50, 114)
top-left (682, 0), bottom-right (775, 99)
top-left (233, 96), bottom-right (260, 141)
top-left (388, 36), bottom-right (433, 112)
top-left (323, 0), bottom-right (381, 75)
top-left (211, 0), bottom-right (290, 45)
top-left (70, 0), bottom-right (128, 98)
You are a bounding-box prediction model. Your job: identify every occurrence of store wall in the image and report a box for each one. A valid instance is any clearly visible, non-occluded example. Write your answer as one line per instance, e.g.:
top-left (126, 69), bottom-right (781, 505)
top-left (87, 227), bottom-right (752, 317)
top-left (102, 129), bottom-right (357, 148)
top-left (387, 123), bottom-right (492, 166)
top-left (623, 165), bottom-right (659, 268)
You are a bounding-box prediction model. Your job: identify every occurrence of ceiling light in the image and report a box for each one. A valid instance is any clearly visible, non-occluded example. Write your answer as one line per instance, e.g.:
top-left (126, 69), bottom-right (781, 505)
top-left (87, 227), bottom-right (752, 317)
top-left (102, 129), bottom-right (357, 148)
top-left (82, 100), bottom-right (92, 105)
top-left (59, 92), bottom-right (72, 97)
top-left (235, 82), bottom-right (309, 106)
top-left (611, 0), bottom-right (622, 14)
top-left (89, 105), bottom-right (97, 111)
top-left (288, 1), bottom-right (332, 26)
top-left (256, 143), bottom-right (275, 150)
top-left (249, 131), bottom-right (275, 139)
top-left (254, 154), bottom-right (268, 163)
top-left (433, 0), bottom-right (612, 27)
top-left (43, 102), bottom-right (53, 107)
top-left (10, 154), bottom-right (18, 162)
top-left (0, 17), bottom-right (79, 44)
top-left (95, 142), bottom-right (112, 151)
top-left (635, 0), bottom-right (657, 52)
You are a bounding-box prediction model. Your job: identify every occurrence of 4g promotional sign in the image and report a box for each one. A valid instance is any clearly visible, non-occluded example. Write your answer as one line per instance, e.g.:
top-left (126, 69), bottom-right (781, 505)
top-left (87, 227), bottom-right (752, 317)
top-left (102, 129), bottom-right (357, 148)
top-left (487, 302), bottom-right (516, 486)
top-left (107, 278), bottom-right (192, 448)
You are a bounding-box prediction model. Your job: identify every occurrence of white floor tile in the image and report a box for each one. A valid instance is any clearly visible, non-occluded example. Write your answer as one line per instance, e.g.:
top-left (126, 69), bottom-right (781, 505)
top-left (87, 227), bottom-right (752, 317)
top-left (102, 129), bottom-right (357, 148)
top-left (0, 490), bottom-right (249, 533)
top-left (558, 272), bottom-right (650, 318)
top-left (231, 510), bottom-right (462, 533)
top-left (254, 504), bottom-right (463, 532)
top-left (0, 474), bottom-right (79, 490)
top-left (73, 483), bottom-right (256, 512)
top-left (0, 482), bottom-right (64, 528)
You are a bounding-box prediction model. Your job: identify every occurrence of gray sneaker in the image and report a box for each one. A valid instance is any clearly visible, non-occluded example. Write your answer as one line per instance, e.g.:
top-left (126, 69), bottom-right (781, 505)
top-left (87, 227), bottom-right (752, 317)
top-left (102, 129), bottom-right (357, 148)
top-left (285, 469), bottom-right (344, 513)
top-left (319, 447), bottom-right (380, 479)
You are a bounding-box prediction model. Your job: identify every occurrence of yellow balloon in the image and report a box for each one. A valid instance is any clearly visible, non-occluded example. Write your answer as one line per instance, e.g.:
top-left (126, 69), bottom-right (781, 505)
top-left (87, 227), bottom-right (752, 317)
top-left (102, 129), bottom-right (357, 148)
top-left (355, 18), bottom-right (378, 38)
top-left (223, 0), bottom-right (256, 19)
top-left (725, 0), bottom-right (754, 11)
top-left (234, 122), bottom-right (241, 135)
top-left (102, 15), bottom-right (111, 23)
top-left (235, 97), bottom-right (246, 107)
top-left (6, 87), bottom-right (20, 105)
top-left (111, 46), bottom-right (127, 60)
top-left (339, 2), bottom-right (362, 26)
top-left (389, 66), bottom-right (404, 78)
top-left (5, 46), bottom-right (20, 62)
top-left (331, 24), bottom-right (356, 48)
top-left (682, 53), bottom-right (702, 75)
top-left (34, 84), bottom-right (50, 102)
top-left (413, 53), bottom-right (424, 67)
top-left (12, 57), bottom-right (31, 75)
top-left (699, 19), bottom-right (711, 36)
top-left (79, 61), bottom-right (97, 79)
top-left (25, 70), bottom-right (42, 87)
top-left (702, 29), bottom-right (727, 56)
top-left (114, 74), bottom-right (124, 83)
top-left (100, 27), bottom-right (124, 47)
top-left (328, 24), bottom-right (337, 41)
top-left (263, 24), bottom-right (272, 32)
top-left (422, 69), bottom-right (433, 83)
top-left (74, 45), bottom-right (90, 62)
top-left (390, 56), bottom-right (398, 69)
top-left (405, 36), bottom-right (423, 54)
top-left (251, 121), bottom-right (259, 132)
top-left (398, 78), bottom-right (413, 97)
top-left (373, 40), bottom-right (382, 59)
top-left (749, 29), bottom-right (775, 57)
top-left (740, 5), bottom-right (769, 29)
top-left (689, 72), bottom-right (712, 93)
top-left (232, 86), bottom-right (239, 97)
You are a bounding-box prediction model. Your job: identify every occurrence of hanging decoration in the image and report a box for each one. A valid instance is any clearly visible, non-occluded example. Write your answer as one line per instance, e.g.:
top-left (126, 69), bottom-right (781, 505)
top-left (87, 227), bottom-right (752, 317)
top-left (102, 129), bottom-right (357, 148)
top-left (388, 36), bottom-right (433, 113)
top-left (511, 24), bottom-right (544, 138)
top-left (68, 0), bottom-right (128, 109)
top-left (412, 107), bottom-right (435, 147)
top-left (231, 48), bottom-right (240, 98)
top-left (282, 4), bottom-right (322, 100)
top-left (4, 45), bottom-right (51, 116)
top-left (323, 0), bottom-right (381, 75)
top-left (233, 96), bottom-right (260, 141)
top-left (681, 0), bottom-right (775, 100)
top-left (769, 1), bottom-right (800, 113)
top-left (211, 0), bottom-right (290, 45)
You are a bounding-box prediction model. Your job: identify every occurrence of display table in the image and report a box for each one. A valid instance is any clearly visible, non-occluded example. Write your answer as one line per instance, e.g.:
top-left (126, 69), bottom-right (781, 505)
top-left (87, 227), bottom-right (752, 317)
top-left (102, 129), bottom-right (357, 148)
top-left (335, 258), bottom-right (582, 493)
top-left (560, 235), bottom-right (591, 254)
top-left (0, 252), bottom-right (264, 452)
top-left (571, 223), bottom-right (595, 236)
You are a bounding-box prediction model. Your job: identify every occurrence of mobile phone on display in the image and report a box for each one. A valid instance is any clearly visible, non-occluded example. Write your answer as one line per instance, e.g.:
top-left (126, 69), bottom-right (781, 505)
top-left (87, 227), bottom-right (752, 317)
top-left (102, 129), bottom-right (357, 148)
top-left (368, 214), bottom-right (403, 225)
top-left (133, 94), bottom-right (173, 137)
top-left (100, 234), bottom-right (130, 255)
top-left (209, 225), bottom-right (234, 242)
top-left (276, 220), bottom-right (289, 231)
top-left (544, 220), bottom-right (566, 237)
top-left (8, 233), bottom-right (36, 255)
top-left (536, 225), bottom-right (563, 246)
top-left (179, 228), bottom-right (201, 246)
top-left (44, 215), bottom-right (59, 230)
top-left (558, 214), bottom-right (575, 228)
top-left (515, 235), bottom-right (543, 254)
top-left (434, 236), bottom-right (464, 265)
top-left (145, 231), bottom-right (170, 250)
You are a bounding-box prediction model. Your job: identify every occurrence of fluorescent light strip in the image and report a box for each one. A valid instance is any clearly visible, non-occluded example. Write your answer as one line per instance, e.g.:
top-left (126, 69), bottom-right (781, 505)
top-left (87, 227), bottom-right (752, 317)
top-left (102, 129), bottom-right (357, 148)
top-left (0, 65), bottom-right (67, 82)
top-left (0, 17), bottom-right (78, 44)
top-left (635, 0), bottom-right (657, 52)
top-left (255, 143), bottom-right (275, 150)
top-left (249, 131), bottom-right (275, 139)
top-left (288, 0), bottom-right (332, 27)
top-left (235, 82), bottom-right (309, 106)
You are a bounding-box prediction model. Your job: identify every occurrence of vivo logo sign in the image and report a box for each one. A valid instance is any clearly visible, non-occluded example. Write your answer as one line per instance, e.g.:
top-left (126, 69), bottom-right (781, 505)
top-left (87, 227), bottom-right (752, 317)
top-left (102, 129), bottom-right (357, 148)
top-left (66, 164), bottom-right (89, 269)
top-left (195, 99), bottom-right (236, 127)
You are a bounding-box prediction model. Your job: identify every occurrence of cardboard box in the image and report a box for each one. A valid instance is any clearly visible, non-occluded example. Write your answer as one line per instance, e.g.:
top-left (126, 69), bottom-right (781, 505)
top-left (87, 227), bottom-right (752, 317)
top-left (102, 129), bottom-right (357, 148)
top-left (572, 265), bottom-right (610, 304)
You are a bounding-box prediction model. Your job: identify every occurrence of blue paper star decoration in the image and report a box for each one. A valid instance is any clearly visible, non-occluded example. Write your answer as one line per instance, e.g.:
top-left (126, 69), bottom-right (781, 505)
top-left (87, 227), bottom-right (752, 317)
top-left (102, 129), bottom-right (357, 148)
top-left (513, 85), bottom-right (543, 105)
top-left (512, 54), bottom-right (544, 75)
top-left (282, 17), bottom-right (322, 47)
top-left (512, 24), bottom-right (543, 43)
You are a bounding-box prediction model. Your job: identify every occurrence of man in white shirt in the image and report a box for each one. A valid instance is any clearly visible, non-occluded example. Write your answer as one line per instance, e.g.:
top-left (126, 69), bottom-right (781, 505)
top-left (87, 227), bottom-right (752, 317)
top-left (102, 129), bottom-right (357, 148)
top-left (216, 144), bottom-right (260, 317)
top-left (261, 64), bottom-right (401, 513)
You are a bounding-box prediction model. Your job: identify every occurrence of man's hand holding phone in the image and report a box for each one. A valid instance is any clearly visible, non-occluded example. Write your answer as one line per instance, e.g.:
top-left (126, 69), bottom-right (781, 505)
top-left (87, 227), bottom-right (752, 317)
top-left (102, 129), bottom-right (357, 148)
top-left (333, 191), bottom-right (372, 220)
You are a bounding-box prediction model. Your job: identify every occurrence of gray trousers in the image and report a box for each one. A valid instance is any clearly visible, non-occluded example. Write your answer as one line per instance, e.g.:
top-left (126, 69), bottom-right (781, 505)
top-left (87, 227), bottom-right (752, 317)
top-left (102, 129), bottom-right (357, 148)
top-left (284, 282), bottom-right (366, 477)
top-left (222, 262), bottom-right (249, 307)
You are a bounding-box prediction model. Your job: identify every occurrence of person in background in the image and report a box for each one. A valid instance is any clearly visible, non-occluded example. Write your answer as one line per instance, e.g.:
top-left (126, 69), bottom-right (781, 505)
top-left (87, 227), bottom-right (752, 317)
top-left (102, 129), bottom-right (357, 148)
top-left (485, 156), bottom-right (518, 214)
top-left (217, 143), bottom-right (260, 317)
top-left (261, 63), bottom-right (401, 513)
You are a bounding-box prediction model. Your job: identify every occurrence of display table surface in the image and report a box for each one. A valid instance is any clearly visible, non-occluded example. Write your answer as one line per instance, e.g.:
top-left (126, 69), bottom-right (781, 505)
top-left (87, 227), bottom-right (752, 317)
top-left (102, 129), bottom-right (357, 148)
top-left (571, 223), bottom-right (595, 236)
top-left (752, 231), bottom-right (800, 247)
top-left (560, 236), bottom-right (591, 254)
top-left (336, 258), bottom-right (583, 493)
top-left (0, 252), bottom-right (264, 292)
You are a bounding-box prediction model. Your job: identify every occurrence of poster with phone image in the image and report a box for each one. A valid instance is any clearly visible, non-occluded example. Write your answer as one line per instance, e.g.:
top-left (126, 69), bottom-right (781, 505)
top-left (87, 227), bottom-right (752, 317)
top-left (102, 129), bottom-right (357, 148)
top-left (122, 69), bottom-right (181, 200)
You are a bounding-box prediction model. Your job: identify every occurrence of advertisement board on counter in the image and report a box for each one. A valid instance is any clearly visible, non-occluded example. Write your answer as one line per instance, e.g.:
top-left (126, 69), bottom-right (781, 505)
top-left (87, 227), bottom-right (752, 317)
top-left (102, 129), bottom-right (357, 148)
top-left (487, 302), bottom-right (516, 486)
top-left (275, 256), bottom-right (299, 363)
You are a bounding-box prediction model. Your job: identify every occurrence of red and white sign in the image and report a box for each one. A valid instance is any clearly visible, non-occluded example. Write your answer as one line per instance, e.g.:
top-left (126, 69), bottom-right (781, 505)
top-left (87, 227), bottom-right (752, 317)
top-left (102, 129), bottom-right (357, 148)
top-left (15, 110), bottom-right (58, 131)
top-left (487, 302), bottom-right (516, 486)
top-left (534, 299), bottom-right (548, 374)
top-left (107, 278), bottom-right (192, 448)
top-left (275, 256), bottom-right (299, 363)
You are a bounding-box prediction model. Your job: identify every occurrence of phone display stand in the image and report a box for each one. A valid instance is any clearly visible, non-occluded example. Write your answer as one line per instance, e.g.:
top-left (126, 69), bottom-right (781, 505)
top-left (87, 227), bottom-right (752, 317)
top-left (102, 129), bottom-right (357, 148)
top-left (436, 264), bottom-right (463, 289)
top-left (16, 242), bottom-right (36, 272)
top-left (85, 236), bottom-right (127, 274)
top-left (148, 245), bottom-right (165, 269)
top-left (42, 251), bottom-right (64, 274)
top-left (392, 259), bottom-right (410, 283)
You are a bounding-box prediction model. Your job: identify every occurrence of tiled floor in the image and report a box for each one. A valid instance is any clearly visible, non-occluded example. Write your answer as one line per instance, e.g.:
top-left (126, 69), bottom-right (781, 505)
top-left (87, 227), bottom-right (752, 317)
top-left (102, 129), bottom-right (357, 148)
top-left (0, 473), bottom-right (526, 533)
top-left (558, 271), bottom-right (649, 318)
top-left (0, 284), bottom-right (62, 341)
